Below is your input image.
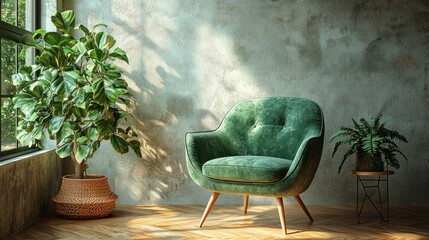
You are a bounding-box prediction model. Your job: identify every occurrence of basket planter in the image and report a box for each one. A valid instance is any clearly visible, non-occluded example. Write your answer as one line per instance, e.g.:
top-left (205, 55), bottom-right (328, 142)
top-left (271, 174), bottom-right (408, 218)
top-left (355, 151), bottom-right (384, 172)
top-left (52, 174), bottom-right (118, 219)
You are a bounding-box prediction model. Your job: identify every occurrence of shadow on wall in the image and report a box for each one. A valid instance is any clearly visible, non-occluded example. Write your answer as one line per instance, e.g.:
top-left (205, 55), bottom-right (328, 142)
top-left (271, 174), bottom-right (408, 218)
top-left (65, 0), bottom-right (221, 204)
top-left (120, 2), bottom-right (223, 204)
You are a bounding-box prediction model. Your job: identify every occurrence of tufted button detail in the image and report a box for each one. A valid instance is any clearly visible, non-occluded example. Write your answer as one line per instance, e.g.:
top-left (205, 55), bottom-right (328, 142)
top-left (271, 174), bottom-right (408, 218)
top-left (278, 117), bottom-right (286, 126)
top-left (252, 119), bottom-right (258, 128)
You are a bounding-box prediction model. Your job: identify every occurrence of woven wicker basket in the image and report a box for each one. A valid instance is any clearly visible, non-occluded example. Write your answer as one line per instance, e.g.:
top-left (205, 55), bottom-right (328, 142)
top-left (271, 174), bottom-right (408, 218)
top-left (52, 174), bottom-right (118, 219)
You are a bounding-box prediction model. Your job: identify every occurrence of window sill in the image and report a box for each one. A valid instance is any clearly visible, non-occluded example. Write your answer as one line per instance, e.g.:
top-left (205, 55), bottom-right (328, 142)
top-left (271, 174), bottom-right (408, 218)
top-left (0, 148), bottom-right (55, 167)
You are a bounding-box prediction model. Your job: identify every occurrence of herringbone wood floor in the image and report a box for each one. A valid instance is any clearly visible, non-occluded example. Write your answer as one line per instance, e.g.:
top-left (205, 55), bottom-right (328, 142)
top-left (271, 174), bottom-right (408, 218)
top-left (10, 205), bottom-right (429, 239)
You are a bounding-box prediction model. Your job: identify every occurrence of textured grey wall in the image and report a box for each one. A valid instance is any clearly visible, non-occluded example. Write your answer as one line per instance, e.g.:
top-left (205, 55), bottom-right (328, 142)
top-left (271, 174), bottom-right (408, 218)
top-left (0, 150), bottom-right (61, 239)
top-left (64, 0), bottom-right (429, 205)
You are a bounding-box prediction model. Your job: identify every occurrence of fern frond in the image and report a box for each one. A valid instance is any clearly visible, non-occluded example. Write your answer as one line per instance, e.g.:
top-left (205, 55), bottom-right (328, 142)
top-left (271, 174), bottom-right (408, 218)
top-left (338, 148), bottom-right (356, 174)
top-left (359, 117), bottom-right (370, 132)
top-left (373, 113), bottom-right (382, 130)
top-left (362, 134), bottom-right (382, 156)
top-left (329, 128), bottom-right (354, 142)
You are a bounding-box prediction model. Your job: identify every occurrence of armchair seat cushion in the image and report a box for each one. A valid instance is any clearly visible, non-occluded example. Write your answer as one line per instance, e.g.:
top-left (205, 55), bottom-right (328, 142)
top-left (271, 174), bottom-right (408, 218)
top-left (202, 156), bottom-right (293, 183)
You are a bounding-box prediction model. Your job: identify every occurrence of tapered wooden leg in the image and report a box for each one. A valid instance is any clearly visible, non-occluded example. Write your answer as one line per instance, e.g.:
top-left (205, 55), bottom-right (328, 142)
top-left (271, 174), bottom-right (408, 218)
top-left (243, 195), bottom-right (249, 215)
top-left (276, 197), bottom-right (287, 235)
top-left (294, 195), bottom-right (313, 222)
top-left (198, 192), bottom-right (220, 228)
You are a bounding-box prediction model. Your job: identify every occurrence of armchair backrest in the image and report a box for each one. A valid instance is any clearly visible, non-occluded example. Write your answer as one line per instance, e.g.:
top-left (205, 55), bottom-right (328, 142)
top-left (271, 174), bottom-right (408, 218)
top-left (217, 97), bottom-right (323, 160)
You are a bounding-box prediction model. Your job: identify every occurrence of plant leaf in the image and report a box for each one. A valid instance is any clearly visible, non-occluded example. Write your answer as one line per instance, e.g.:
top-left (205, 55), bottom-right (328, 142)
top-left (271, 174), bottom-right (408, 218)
top-left (72, 106), bottom-right (87, 118)
top-left (95, 32), bottom-right (107, 49)
top-left (128, 140), bottom-right (142, 158)
top-left (51, 76), bottom-right (65, 94)
top-left (48, 116), bottom-right (64, 134)
top-left (76, 24), bottom-right (90, 36)
top-left (92, 78), bottom-right (108, 104)
top-left (77, 136), bottom-right (88, 143)
top-left (43, 32), bottom-right (62, 45)
top-left (95, 119), bottom-right (115, 136)
top-left (62, 71), bottom-right (79, 95)
top-left (38, 51), bottom-right (57, 68)
top-left (30, 124), bottom-right (44, 140)
top-left (109, 47), bottom-right (129, 63)
top-left (13, 93), bottom-right (38, 115)
top-left (105, 35), bottom-right (116, 49)
top-left (22, 33), bottom-right (37, 46)
top-left (88, 127), bottom-right (100, 141)
top-left (90, 48), bottom-right (104, 61)
top-left (59, 122), bottom-right (74, 140)
top-left (12, 73), bottom-right (28, 86)
top-left (51, 10), bottom-right (75, 34)
top-left (114, 88), bottom-right (128, 96)
top-left (56, 137), bottom-right (73, 158)
top-left (110, 133), bottom-right (129, 154)
top-left (72, 88), bottom-right (86, 105)
top-left (16, 130), bottom-right (33, 147)
top-left (33, 29), bottom-right (46, 38)
top-left (75, 145), bottom-right (90, 163)
top-left (74, 46), bottom-right (87, 64)
top-left (338, 148), bottom-right (356, 174)
top-left (329, 128), bottom-right (354, 142)
top-left (105, 86), bottom-right (118, 103)
top-left (63, 70), bottom-right (80, 82)
top-left (93, 23), bottom-right (108, 30)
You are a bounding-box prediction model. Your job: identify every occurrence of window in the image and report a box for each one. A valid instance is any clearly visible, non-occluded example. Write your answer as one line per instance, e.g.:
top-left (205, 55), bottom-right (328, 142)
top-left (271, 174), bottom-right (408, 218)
top-left (0, 0), bottom-right (40, 161)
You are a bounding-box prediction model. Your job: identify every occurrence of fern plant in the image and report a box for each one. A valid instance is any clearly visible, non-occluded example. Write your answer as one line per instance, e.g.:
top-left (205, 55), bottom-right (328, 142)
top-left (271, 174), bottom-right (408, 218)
top-left (330, 114), bottom-right (408, 173)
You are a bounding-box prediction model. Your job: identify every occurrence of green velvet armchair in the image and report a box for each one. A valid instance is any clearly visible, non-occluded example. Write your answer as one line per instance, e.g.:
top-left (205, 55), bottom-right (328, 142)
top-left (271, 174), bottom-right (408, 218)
top-left (185, 97), bottom-right (324, 234)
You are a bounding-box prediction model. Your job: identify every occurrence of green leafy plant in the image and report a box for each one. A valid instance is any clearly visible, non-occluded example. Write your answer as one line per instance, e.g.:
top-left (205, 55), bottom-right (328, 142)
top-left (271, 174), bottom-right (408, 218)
top-left (11, 10), bottom-right (141, 178)
top-left (330, 114), bottom-right (408, 173)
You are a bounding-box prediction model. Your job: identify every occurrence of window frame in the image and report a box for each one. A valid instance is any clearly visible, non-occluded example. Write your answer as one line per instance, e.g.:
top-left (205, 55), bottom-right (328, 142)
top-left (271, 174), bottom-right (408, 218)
top-left (0, 0), bottom-right (41, 161)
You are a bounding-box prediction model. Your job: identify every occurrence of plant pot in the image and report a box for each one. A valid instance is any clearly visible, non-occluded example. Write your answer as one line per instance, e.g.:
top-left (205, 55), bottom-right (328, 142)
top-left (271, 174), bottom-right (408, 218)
top-left (355, 152), bottom-right (384, 172)
top-left (52, 174), bottom-right (118, 219)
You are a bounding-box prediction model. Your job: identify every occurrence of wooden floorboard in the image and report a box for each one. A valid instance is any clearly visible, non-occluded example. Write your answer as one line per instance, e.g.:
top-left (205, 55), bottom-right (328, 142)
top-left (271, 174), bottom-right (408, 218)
top-left (10, 205), bottom-right (429, 239)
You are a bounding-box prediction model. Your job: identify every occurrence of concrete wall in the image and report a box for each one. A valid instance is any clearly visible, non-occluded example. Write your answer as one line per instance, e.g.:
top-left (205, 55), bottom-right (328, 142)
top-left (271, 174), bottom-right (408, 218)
top-left (64, 0), bottom-right (429, 205)
top-left (0, 150), bottom-right (61, 239)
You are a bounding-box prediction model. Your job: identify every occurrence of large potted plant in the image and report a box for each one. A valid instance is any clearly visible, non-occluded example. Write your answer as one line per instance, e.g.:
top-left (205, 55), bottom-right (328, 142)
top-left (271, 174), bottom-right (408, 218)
top-left (330, 114), bottom-right (408, 173)
top-left (12, 10), bottom-right (141, 219)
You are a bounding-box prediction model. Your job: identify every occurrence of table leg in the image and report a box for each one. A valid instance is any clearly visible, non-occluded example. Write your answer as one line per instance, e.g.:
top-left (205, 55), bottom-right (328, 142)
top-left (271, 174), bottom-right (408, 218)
top-left (356, 176), bottom-right (360, 223)
top-left (387, 174), bottom-right (389, 222)
top-left (377, 176), bottom-right (382, 223)
top-left (356, 175), bottom-right (389, 223)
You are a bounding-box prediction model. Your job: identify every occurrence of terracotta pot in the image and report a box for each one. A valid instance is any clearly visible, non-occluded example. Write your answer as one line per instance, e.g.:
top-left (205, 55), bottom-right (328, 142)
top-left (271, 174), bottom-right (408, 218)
top-left (52, 174), bottom-right (118, 219)
top-left (355, 151), bottom-right (384, 172)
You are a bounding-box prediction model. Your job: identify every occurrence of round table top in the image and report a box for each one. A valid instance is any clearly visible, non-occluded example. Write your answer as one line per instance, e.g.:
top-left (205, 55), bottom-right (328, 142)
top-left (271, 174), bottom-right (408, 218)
top-left (351, 170), bottom-right (394, 176)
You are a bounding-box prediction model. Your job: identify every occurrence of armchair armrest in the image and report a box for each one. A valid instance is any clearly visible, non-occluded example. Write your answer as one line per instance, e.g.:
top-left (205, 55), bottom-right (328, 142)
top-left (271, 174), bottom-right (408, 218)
top-left (282, 124), bottom-right (324, 195)
top-left (185, 130), bottom-right (233, 174)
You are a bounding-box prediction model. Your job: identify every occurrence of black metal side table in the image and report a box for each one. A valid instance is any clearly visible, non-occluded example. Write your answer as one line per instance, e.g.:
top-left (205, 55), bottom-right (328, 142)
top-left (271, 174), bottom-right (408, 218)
top-left (351, 170), bottom-right (394, 223)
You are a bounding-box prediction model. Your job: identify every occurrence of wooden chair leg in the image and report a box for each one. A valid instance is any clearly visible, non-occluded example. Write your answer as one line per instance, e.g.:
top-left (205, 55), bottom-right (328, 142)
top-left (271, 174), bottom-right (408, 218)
top-left (198, 192), bottom-right (220, 228)
top-left (276, 197), bottom-right (287, 235)
top-left (243, 195), bottom-right (249, 215)
top-left (294, 195), bottom-right (313, 222)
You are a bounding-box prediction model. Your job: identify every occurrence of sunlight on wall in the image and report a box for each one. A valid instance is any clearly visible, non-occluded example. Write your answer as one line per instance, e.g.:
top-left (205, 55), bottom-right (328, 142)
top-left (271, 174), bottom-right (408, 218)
top-left (195, 21), bottom-right (261, 129)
